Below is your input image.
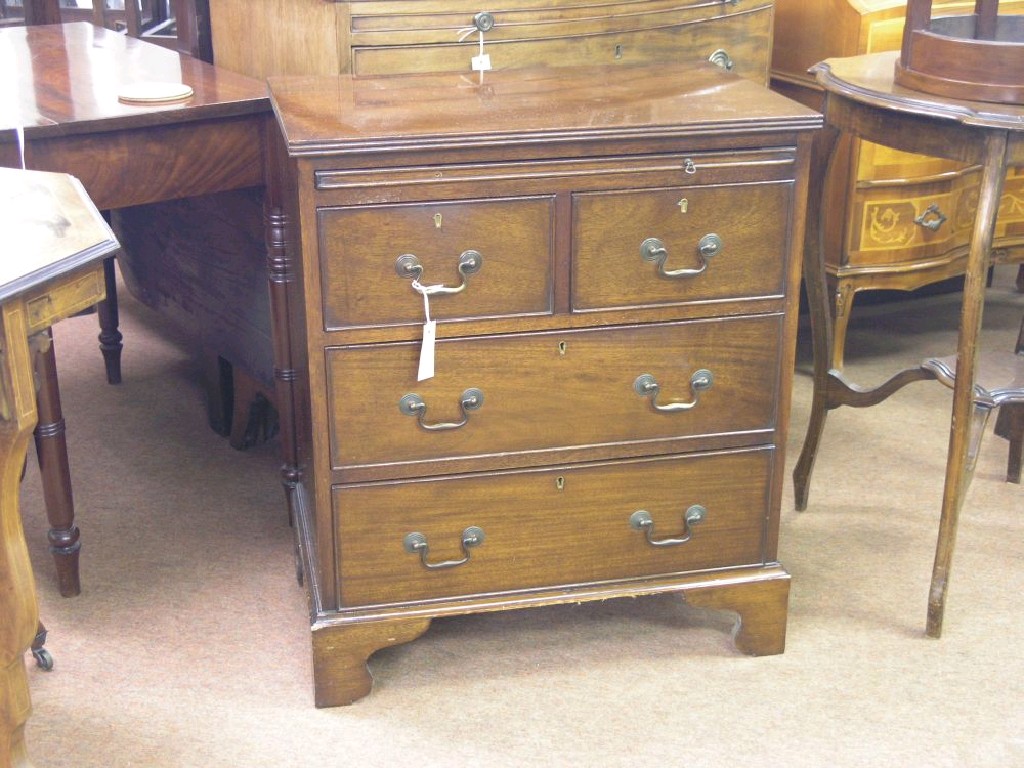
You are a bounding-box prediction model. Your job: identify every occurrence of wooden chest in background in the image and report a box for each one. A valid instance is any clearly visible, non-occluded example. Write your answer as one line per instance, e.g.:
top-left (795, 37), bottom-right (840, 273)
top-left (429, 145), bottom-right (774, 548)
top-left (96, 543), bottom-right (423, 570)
top-left (211, 0), bottom-right (775, 83)
top-left (771, 0), bottom-right (1024, 368)
top-left (266, 63), bottom-right (820, 705)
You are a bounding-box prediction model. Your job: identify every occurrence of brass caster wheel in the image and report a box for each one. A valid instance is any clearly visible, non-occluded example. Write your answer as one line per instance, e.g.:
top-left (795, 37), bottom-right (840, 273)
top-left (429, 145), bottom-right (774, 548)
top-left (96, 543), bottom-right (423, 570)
top-left (32, 647), bottom-right (54, 671)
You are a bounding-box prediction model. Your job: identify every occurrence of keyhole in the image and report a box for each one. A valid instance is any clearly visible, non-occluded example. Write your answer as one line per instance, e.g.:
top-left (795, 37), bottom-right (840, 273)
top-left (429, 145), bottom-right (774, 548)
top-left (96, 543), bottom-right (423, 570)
top-left (555, 476), bottom-right (565, 490)
top-left (434, 213), bottom-right (443, 229)
top-left (678, 198), bottom-right (689, 214)
top-left (557, 341), bottom-right (567, 356)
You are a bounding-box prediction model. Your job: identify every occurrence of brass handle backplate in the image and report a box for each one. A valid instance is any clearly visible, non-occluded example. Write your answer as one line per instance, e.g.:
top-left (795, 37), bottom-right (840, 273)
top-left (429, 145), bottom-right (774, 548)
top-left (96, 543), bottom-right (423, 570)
top-left (630, 505), bottom-right (707, 547)
top-left (640, 234), bottom-right (721, 279)
top-left (708, 48), bottom-right (734, 71)
top-left (395, 249), bottom-right (483, 295)
top-left (404, 526), bottom-right (485, 569)
top-left (399, 388), bottom-right (484, 430)
top-left (633, 369), bottom-right (713, 412)
top-left (914, 203), bottom-right (947, 232)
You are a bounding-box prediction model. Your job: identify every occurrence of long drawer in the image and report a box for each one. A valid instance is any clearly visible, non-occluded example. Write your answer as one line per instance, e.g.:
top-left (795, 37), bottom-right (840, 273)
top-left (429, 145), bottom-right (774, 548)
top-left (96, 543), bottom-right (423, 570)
top-left (348, 1), bottom-right (773, 82)
top-left (333, 447), bottom-right (774, 607)
top-left (326, 314), bottom-right (782, 472)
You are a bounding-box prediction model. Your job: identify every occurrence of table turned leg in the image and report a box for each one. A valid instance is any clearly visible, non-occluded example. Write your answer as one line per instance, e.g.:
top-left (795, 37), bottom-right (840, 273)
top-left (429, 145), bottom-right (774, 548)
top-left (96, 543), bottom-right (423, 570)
top-left (1, 304), bottom-right (43, 768)
top-left (96, 256), bottom-right (122, 385)
top-left (684, 572), bottom-right (791, 656)
top-left (927, 132), bottom-right (1009, 638)
top-left (32, 333), bottom-right (81, 597)
top-left (311, 617), bottom-right (432, 707)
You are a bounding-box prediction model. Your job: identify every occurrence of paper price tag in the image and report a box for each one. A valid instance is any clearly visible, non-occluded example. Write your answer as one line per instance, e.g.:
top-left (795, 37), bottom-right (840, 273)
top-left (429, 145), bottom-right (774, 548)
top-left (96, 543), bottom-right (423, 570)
top-left (472, 53), bottom-right (492, 72)
top-left (418, 319), bottom-right (437, 381)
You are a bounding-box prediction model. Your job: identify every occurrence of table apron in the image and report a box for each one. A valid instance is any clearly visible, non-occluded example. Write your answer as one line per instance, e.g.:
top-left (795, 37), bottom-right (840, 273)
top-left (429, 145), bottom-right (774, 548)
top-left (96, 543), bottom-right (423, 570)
top-left (14, 114), bottom-right (266, 210)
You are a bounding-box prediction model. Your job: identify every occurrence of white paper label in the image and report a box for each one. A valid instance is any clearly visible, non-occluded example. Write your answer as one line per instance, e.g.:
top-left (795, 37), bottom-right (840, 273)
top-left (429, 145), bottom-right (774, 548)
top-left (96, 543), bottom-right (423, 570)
top-left (472, 53), bottom-right (492, 72)
top-left (418, 319), bottom-right (437, 381)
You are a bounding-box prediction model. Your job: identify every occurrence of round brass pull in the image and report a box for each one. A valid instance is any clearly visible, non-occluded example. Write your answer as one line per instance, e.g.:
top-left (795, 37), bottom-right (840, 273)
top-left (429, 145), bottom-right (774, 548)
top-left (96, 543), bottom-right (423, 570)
top-left (630, 505), bottom-right (707, 547)
top-left (914, 203), bottom-right (948, 232)
top-left (404, 526), bottom-right (485, 570)
top-left (640, 234), bottom-right (721, 279)
top-left (395, 249), bottom-right (483, 295)
top-left (473, 11), bottom-right (495, 32)
top-left (633, 369), bottom-right (713, 412)
top-left (399, 388), bottom-right (484, 430)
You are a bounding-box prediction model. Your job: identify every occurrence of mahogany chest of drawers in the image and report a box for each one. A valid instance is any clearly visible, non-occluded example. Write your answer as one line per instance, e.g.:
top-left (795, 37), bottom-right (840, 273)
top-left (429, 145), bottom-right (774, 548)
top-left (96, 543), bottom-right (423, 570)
top-left (266, 63), bottom-right (820, 706)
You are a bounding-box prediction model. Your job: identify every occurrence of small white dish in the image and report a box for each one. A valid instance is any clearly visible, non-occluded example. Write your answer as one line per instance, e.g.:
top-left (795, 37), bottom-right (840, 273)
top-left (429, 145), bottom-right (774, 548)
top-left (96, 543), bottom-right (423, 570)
top-left (118, 82), bottom-right (194, 105)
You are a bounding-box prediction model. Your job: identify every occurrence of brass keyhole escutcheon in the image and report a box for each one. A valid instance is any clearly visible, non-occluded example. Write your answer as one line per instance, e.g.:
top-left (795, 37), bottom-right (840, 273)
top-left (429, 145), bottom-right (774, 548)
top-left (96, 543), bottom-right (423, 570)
top-left (614, 44), bottom-right (624, 59)
top-left (556, 476), bottom-right (565, 490)
top-left (558, 341), bottom-right (567, 356)
top-left (434, 213), bottom-right (443, 228)
top-left (678, 198), bottom-right (689, 214)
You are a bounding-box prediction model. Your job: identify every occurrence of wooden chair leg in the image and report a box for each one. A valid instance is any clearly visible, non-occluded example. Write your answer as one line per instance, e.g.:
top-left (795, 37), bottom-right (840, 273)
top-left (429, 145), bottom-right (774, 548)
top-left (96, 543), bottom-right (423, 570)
top-left (201, 353), bottom-right (234, 438)
top-left (96, 256), bottom-right (123, 385)
top-left (228, 365), bottom-right (278, 451)
top-left (32, 332), bottom-right (81, 598)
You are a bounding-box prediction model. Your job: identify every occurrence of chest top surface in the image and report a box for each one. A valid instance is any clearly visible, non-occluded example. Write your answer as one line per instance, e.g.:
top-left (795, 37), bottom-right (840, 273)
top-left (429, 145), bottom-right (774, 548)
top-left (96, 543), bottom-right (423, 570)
top-left (268, 63), bottom-right (822, 158)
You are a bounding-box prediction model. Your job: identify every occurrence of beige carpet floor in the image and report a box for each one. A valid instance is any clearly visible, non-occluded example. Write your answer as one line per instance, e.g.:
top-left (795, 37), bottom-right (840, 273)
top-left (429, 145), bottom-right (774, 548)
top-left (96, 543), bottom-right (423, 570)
top-left (16, 266), bottom-right (1023, 768)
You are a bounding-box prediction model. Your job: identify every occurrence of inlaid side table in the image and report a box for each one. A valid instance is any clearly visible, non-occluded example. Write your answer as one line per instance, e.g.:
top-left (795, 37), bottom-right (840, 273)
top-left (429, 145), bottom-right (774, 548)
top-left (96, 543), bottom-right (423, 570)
top-left (0, 167), bottom-right (118, 767)
top-left (795, 50), bottom-right (1024, 637)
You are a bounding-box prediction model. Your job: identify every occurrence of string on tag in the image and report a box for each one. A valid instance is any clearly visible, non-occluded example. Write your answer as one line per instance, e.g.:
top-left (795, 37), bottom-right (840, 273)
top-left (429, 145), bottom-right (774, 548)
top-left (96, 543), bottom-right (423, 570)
top-left (419, 284), bottom-right (432, 324)
top-left (458, 12), bottom-right (493, 83)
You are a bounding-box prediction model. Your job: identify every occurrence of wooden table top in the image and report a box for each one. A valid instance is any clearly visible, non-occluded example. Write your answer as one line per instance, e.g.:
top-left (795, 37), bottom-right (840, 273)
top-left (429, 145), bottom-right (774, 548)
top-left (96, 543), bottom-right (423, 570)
top-left (813, 50), bottom-right (1024, 132)
top-left (0, 166), bottom-right (117, 301)
top-left (0, 22), bottom-right (269, 138)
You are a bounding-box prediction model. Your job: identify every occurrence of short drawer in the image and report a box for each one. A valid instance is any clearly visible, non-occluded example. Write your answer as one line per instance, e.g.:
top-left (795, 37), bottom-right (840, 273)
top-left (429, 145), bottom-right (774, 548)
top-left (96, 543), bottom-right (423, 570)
top-left (318, 196), bottom-right (554, 329)
top-left (334, 448), bottom-right (773, 607)
top-left (572, 181), bottom-right (792, 311)
top-left (24, 266), bottom-right (105, 334)
top-left (326, 314), bottom-right (782, 472)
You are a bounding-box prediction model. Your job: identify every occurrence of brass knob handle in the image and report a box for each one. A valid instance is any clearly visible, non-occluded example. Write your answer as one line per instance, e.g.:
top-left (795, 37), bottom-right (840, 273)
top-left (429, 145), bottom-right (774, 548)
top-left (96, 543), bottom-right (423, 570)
top-left (395, 250), bottom-right (483, 295)
top-left (404, 526), bottom-right (485, 570)
top-left (640, 234), bottom-right (721, 279)
top-left (399, 388), bottom-right (484, 430)
top-left (633, 369), bottom-right (713, 412)
top-left (473, 11), bottom-right (495, 32)
top-left (630, 505), bottom-right (707, 547)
